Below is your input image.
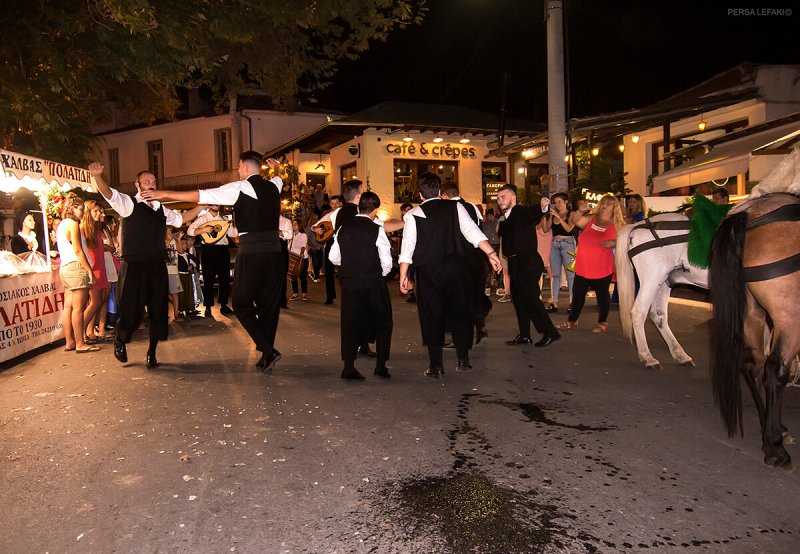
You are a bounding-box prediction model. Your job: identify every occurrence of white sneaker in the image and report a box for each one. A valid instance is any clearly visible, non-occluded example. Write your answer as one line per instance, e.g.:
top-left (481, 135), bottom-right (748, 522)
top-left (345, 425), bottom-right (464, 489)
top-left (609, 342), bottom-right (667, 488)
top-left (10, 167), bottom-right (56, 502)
top-left (498, 294), bottom-right (512, 303)
top-left (485, 288), bottom-right (492, 297)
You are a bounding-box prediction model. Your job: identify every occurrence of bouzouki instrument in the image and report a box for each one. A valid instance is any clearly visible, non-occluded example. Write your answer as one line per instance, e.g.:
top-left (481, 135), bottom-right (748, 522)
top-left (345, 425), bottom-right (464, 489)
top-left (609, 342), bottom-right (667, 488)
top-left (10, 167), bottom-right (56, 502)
top-left (314, 221), bottom-right (334, 243)
top-left (199, 219), bottom-right (231, 245)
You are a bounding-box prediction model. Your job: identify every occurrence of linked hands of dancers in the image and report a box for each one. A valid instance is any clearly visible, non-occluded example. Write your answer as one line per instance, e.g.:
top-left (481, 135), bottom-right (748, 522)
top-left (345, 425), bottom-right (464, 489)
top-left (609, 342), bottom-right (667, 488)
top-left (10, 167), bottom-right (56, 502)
top-left (141, 189), bottom-right (167, 202)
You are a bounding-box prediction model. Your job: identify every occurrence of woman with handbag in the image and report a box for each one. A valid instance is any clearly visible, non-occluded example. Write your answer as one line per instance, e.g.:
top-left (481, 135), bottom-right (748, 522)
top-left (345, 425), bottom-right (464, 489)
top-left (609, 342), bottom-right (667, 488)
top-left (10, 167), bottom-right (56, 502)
top-left (289, 219), bottom-right (309, 301)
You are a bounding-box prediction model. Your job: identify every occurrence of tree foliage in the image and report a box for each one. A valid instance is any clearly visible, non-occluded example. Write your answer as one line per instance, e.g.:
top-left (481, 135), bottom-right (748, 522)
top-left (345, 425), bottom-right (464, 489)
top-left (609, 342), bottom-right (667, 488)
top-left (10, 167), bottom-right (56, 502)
top-left (0, 0), bottom-right (426, 164)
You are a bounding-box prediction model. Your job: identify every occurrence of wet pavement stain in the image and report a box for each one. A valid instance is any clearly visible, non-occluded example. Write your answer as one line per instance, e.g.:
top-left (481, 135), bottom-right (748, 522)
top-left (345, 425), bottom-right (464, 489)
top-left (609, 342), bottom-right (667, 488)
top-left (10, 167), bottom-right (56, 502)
top-left (389, 472), bottom-right (598, 553)
top-left (480, 398), bottom-right (616, 432)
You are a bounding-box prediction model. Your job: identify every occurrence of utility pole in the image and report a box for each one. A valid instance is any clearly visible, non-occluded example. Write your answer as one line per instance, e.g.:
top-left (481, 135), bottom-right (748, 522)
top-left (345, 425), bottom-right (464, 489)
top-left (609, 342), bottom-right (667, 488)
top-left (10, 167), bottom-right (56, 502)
top-left (546, 0), bottom-right (568, 193)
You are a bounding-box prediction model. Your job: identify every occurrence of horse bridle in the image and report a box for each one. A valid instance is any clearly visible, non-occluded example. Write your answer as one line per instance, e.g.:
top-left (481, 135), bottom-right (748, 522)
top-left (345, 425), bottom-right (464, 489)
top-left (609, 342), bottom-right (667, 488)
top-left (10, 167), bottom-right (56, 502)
top-left (742, 203), bottom-right (800, 282)
top-left (627, 218), bottom-right (691, 259)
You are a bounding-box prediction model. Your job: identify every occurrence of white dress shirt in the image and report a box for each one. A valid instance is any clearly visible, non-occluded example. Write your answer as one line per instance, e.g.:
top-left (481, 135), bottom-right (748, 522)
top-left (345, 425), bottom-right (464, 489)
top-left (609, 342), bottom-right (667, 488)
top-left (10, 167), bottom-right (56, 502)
top-left (398, 199), bottom-right (488, 264)
top-left (450, 196), bottom-right (483, 222)
top-left (197, 174), bottom-right (283, 236)
top-left (329, 214), bottom-right (393, 276)
top-left (278, 216), bottom-right (293, 241)
top-left (106, 188), bottom-right (183, 228)
top-left (187, 210), bottom-right (236, 245)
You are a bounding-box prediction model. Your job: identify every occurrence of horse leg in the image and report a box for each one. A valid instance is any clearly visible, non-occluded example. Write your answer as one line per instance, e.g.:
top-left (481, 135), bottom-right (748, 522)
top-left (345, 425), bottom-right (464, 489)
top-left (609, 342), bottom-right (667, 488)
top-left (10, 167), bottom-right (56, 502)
top-left (630, 279), bottom-right (661, 367)
top-left (648, 283), bottom-right (693, 365)
top-left (740, 292), bottom-right (767, 432)
top-left (761, 344), bottom-right (794, 470)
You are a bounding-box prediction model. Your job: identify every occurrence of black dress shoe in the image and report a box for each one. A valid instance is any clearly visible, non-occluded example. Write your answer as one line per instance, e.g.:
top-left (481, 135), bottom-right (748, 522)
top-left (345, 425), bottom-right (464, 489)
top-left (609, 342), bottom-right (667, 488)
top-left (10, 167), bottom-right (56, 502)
top-left (505, 335), bottom-right (533, 345)
top-left (257, 349), bottom-right (282, 372)
top-left (357, 344), bottom-right (377, 358)
top-left (341, 368), bottom-right (365, 380)
top-left (534, 333), bottom-right (562, 347)
top-left (456, 359), bottom-right (473, 372)
top-left (204, 307), bottom-right (212, 318)
top-left (219, 305), bottom-right (234, 315)
top-left (476, 327), bottom-right (488, 345)
top-left (146, 351), bottom-right (160, 369)
top-left (324, 299), bottom-right (334, 305)
top-left (424, 366), bottom-right (444, 378)
top-left (113, 338), bottom-right (128, 363)
top-left (374, 367), bottom-right (391, 378)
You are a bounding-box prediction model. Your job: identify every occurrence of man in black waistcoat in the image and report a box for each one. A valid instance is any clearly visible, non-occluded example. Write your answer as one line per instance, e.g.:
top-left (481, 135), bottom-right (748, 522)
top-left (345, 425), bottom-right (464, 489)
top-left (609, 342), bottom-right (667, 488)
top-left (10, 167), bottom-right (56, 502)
top-left (328, 191), bottom-right (393, 380)
top-left (440, 182), bottom-right (492, 344)
top-left (89, 163), bottom-right (205, 368)
top-left (399, 173), bottom-right (502, 377)
top-left (496, 184), bottom-right (561, 347)
top-left (142, 152), bottom-right (286, 371)
top-left (315, 195), bottom-right (342, 305)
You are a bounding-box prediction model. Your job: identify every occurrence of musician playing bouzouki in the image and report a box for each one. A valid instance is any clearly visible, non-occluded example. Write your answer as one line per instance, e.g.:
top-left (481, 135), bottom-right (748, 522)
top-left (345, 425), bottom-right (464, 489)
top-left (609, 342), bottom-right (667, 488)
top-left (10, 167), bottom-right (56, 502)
top-left (187, 205), bottom-right (238, 318)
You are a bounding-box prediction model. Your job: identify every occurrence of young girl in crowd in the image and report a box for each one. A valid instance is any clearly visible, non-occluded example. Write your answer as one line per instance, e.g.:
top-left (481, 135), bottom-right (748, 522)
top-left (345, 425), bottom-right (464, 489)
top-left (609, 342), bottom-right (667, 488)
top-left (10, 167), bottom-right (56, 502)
top-left (165, 228), bottom-right (184, 321)
top-left (289, 219), bottom-right (309, 301)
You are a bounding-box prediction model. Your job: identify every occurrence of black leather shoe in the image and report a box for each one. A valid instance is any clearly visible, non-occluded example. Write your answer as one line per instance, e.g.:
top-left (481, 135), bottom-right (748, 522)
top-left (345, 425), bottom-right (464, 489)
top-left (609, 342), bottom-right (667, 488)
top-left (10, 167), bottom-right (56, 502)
top-left (341, 368), bottom-right (365, 380)
top-left (476, 327), bottom-right (488, 345)
top-left (204, 307), bottom-right (212, 318)
top-left (535, 333), bottom-right (562, 347)
top-left (424, 366), bottom-right (443, 378)
top-left (257, 349), bottom-right (282, 372)
top-left (324, 299), bottom-right (334, 305)
top-left (456, 359), bottom-right (473, 372)
top-left (357, 344), bottom-right (377, 358)
top-left (219, 305), bottom-right (234, 315)
top-left (374, 367), bottom-right (391, 378)
top-left (113, 338), bottom-right (127, 363)
top-left (505, 335), bottom-right (533, 345)
top-left (146, 351), bottom-right (160, 369)
top-left (405, 292), bottom-right (416, 304)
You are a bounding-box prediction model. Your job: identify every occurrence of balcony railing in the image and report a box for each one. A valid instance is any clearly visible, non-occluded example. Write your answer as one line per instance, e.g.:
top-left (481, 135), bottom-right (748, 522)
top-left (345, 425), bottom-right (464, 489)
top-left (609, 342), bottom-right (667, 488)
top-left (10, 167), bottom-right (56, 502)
top-left (117, 169), bottom-right (240, 195)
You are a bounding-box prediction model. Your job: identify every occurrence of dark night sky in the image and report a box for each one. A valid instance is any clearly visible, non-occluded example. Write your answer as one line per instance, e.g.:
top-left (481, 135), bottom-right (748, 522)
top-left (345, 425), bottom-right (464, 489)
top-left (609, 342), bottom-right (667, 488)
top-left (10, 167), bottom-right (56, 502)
top-left (313, 0), bottom-right (797, 122)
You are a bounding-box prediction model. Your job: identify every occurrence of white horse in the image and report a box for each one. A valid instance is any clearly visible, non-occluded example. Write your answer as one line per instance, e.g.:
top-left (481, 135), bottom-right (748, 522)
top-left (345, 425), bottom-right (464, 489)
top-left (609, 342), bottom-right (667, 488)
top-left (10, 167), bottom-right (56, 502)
top-left (615, 214), bottom-right (709, 368)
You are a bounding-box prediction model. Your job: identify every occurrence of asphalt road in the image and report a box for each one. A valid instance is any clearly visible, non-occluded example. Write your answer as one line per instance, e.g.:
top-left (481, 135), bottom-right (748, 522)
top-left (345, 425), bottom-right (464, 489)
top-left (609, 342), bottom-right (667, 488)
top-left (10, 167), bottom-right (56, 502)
top-left (1, 280), bottom-right (798, 553)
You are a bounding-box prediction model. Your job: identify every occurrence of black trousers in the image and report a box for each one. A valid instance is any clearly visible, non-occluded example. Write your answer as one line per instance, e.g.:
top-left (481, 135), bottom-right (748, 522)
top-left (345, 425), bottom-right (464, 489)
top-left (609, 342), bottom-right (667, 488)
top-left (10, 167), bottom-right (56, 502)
top-left (340, 276), bottom-right (392, 368)
top-left (415, 256), bottom-right (473, 350)
top-left (508, 255), bottom-right (557, 338)
top-left (465, 249), bottom-right (491, 330)
top-left (324, 241), bottom-right (336, 302)
top-left (570, 273), bottom-right (613, 323)
top-left (232, 249), bottom-right (284, 353)
top-left (280, 240), bottom-right (289, 307)
top-left (115, 260), bottom-right (169, 344)
top-left (290, 258), bottom-right (309, 294)
top-left (201, 245), bottom-right (230, 308)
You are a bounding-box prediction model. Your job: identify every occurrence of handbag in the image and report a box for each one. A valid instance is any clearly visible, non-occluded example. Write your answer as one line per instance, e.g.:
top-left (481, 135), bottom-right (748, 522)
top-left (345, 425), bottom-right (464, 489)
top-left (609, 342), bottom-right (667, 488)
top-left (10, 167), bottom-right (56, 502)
top-left (566, 247), bottom-right (577, 272)
top-left (287, 237), bottom-right (302, 280)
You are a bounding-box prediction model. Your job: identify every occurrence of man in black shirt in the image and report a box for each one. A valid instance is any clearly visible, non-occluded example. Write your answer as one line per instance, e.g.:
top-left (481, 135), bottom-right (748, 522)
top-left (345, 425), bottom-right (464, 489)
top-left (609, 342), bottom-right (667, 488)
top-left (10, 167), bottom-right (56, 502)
top-left (496, 184), bottom-right (560, 347)
top-left (329, 192), bottom-right (394, 380)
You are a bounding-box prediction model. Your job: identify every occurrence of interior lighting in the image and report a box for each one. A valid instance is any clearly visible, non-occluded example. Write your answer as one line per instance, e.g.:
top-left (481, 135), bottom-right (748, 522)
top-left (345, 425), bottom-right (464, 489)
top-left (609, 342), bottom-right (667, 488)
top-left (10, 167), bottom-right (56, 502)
top-left (631, 135), bottom-right (640, 144)
top-left (459, 138), bottom-right (470, 144)
top-left (403, 134), bottom-right (414, 142)
top-left (433, 136), bottom-right (444, 143)
top-left (618, 144), bottom-right (625, 153)
top-left (698, 117), bottom-right (706, 132)
top-left (517, 167), bottom-right (526, 175)
top-left (522, 149), bottom-right (535, 159)
top-left (591, 147), bottom-right (600, 156)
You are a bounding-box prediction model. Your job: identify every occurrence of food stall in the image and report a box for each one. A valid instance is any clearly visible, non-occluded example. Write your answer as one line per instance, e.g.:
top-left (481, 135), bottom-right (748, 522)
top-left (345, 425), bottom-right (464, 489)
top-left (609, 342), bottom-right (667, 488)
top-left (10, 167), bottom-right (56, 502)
top-left (0, 148), bottom-right (94, 363)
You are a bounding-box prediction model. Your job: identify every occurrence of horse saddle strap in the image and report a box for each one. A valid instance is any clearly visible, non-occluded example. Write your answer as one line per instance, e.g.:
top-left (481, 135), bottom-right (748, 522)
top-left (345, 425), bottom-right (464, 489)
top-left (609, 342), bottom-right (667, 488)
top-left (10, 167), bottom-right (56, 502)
top-left (743, 252), bottom-right (800, 282)
top-left (745, 203), bottom-right (800, 230)
top-left (628, 233), bottom-right (689, 259)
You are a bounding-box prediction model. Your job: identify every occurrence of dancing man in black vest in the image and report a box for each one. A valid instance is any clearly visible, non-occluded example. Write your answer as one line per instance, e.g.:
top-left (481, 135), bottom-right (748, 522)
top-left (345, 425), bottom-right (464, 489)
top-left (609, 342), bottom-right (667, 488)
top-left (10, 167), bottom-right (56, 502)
top-left (89, 163), bottom-right (205, 368)
top-left (496, 184), bottom-right (561, 347)
top-left (328, 191), bottom-right (393, 380)
top-left (399, 173), bottom-right (502, 377)
top-left (142, 152), bottom-right (285, 371)
top-left (440, 182), bottom-right (492, 344)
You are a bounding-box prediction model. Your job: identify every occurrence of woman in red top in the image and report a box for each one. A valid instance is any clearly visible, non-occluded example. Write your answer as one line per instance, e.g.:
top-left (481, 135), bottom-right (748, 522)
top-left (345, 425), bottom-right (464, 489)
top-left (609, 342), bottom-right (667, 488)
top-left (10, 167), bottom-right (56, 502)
top-left (557, 194), bottom-right (625, 333)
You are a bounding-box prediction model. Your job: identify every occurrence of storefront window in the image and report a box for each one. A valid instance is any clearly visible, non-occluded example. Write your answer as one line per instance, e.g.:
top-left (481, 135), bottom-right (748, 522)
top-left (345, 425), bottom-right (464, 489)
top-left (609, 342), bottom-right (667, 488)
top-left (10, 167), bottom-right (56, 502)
top-left (341, 162), bottom-right (357, 184)
top-left (482, 162), bottom-right (506, 203)
top-left (393, 159), bottom-right (458, 203)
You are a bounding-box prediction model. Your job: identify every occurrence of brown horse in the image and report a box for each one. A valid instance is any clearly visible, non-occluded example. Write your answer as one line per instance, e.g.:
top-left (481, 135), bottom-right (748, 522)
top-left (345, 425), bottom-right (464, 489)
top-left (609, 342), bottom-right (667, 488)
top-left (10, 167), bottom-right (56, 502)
top-left (710, 192), bottom-right (800, 469)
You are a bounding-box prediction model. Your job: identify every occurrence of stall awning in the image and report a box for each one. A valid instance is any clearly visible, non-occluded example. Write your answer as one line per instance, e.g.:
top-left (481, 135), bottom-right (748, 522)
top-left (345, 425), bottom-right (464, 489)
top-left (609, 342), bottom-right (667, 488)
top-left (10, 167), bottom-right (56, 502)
top-left (652, 123), bottom-right (800, 193)
top-left (0, 149), bottom-right (93, 192)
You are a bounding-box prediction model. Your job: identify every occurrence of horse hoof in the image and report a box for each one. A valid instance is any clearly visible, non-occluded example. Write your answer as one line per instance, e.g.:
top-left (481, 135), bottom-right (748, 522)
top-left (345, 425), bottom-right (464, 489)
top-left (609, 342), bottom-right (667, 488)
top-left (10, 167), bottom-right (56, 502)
top-left (680, 360), bottom-right (695, 367)
top-left (780, 462), bottom-right (796, 474)
top-left (646, 363), bottom-right (662, 370)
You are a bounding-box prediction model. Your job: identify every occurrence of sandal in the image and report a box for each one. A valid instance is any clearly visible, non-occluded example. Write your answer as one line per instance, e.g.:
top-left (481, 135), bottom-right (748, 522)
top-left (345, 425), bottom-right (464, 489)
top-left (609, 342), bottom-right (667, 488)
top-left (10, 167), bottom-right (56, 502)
top-left (592, 322), bottom-right (609, 333)
top-left (556, 321), bottom-right (578, 330)
top-left (64, 344), bottom-right (76, 352)
top-left (76, 345), bottom-right (101, 353)
top-left (546, 303), bottom-right (558, 313)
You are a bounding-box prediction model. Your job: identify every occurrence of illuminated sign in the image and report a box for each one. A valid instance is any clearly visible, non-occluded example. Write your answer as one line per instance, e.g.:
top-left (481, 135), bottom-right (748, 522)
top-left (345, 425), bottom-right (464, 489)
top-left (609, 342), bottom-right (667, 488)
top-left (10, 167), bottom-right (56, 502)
top-left (385, 142), bottom-right (476, 159)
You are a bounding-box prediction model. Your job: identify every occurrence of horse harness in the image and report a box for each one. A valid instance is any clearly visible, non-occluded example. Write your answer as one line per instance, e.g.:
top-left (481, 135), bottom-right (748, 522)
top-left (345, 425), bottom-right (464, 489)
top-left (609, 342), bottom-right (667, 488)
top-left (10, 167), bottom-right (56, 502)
top-left (627, 218), bottom-right (691, 259)
top-left (742, 203), bottom-right (800, 282)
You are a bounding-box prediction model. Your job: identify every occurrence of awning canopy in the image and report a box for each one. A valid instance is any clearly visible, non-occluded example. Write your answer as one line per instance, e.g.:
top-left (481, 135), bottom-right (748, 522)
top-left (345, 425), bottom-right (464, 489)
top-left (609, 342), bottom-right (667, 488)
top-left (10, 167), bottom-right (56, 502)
top-left (652, 123), bottom-right (800, 193)
top-left (0, 148), bottom-right (93, 193)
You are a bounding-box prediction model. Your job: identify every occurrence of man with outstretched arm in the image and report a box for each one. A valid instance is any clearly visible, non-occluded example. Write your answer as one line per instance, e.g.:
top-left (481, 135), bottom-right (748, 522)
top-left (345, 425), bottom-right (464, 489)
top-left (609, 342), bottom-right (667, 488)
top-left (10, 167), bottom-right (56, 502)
top-left (141, 152), bottom-right (285, 372)
top-left (89, 163), bottom-right (205, 368)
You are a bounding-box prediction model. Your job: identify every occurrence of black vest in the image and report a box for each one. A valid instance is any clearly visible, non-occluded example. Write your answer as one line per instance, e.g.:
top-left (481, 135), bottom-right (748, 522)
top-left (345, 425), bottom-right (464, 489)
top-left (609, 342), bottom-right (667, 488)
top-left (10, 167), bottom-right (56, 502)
top-left (412, 199), bottom-right (465, 268)
top-left (234, 175), bottom-right (280, 233)
top-left (457, 198), bottom-right (480, 227)
top-left (120, 196), bottom-right (168, 262)
top-left (499, 205), bottom-right (543, 259)
top-left (337, 216), bottom-right (382, 279)
top-left (335, 203), bottom-right (358, 231)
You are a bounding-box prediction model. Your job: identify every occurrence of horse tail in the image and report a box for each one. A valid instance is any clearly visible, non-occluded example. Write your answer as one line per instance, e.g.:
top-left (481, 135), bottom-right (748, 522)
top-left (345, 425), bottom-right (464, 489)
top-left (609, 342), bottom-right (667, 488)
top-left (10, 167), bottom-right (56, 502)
top-left (709, 211), bottom-right (748, 438)
top-left (615, 223), bottom-right (636, 342)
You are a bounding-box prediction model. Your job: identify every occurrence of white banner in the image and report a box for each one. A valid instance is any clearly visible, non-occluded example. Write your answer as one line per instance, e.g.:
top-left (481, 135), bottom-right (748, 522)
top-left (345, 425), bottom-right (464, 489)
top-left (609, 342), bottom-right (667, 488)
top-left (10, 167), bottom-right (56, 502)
top-left (0, 271), bottom-right (65, 363)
